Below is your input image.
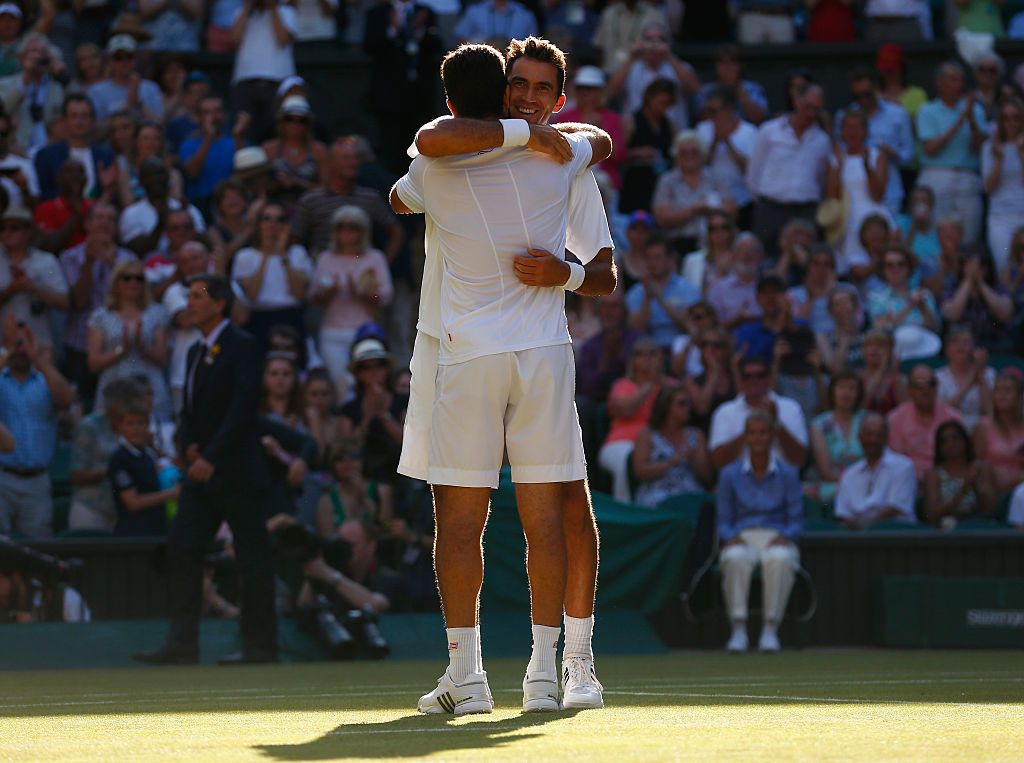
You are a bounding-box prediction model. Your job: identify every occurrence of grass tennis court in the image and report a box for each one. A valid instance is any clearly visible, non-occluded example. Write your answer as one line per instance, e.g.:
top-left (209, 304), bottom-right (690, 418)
top-left (1, 650), bottom-right (1022, 761)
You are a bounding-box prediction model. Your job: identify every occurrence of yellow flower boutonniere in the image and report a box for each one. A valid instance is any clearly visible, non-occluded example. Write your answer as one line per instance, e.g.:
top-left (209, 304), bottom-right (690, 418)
top-left (205, 344), bottom-right (221, 366)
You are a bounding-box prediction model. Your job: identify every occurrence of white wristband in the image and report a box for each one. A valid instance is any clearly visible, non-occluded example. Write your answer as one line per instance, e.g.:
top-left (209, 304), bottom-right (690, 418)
top-left (500, 118), bottom-right (530, 148)
top-left (562, 261), bottom-right (586, 292)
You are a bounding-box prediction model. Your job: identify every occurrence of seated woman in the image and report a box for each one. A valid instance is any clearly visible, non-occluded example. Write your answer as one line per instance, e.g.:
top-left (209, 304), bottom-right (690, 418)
top-left (808, 369), bottom-right (865, 504)
top-left (684, 326), bottom-right (737, 433)
top-left (303, 368), bottom-right (344, 467)
top-left (787, 245), bottom-right (838, 334)
top-left (923, 421), bottom-right (997, 526)
top-left (680, 208), bottom-right (735, 293)
top-left (940, 250), bottom-right (1014, 353)
top-left (632, 387), bottom-right (712, 508)
top-left (598, 336), bottom-right (672, 502)
top-left (669, 301), bottom-right (718, 380)
top-left (717, 411), bottom-right (803, 653)
top-left (859, 328), bottom-right (905, 415)
top-left (935, 326), bottom-right (995, 431)
top-left (973, 371), bottom-right (1024, 494)
top-left (866, 245), bottom-right (941, 360)
top-left (815, 285), bottom-right (865, 374)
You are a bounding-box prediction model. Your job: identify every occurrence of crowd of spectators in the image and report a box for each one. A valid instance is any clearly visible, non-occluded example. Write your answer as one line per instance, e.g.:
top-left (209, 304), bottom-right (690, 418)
top-left (0, 0), bottom-right (1020, 638)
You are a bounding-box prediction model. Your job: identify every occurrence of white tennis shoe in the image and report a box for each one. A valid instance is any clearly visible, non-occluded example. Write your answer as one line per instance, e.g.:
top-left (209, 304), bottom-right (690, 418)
top-left (561, 656), bottom-right (604, 709)
top-left (522, 670), bottom-right (561, 712)
top-left (417, 670), bottom-right (493, 715)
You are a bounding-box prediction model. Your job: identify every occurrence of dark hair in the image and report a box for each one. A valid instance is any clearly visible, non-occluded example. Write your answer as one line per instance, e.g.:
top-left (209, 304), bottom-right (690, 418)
top-left (260, 354), bottom-right (303, 419)
top-left (784, 68), bottom-right (814, 111)
top-left (739, 355), bottom-right (768, 374)
top-left (102, 377), bottom-right (143, 408)
top-left (756, 275), bottom-right (786, 294)
top-left (186, 273), bottom-right (234, 317)
top-left (212, 179), bottom-right (248, 210)
top-left (933, 420), bottom-right (974, 466)
top-left (714, 44), bottom-right (741, 64)
top-left (858, 213), bottom-right (891, 249)
top-left (644, 234), bottom-right (673, 258)
top-left (642, 77), bottom-right (676, 106)
top-left (440, 44), bottom-right (507, 119)
top-left (707, 84), bottom-right (737, 112)
top-left (849, 66), bottom-right (880, 88)
top-left (61, 92), bottom-right (94, 119)
top-left (648, 385), bottom-right (690, 430)
top-left (268, 323), bottom-right (308, 369)
top-left (505, 36), bottom-right (567, 95)
top-left (827, 367), bottom-right (864, 410)
top-left (153, 54), bottom-right (191, 96)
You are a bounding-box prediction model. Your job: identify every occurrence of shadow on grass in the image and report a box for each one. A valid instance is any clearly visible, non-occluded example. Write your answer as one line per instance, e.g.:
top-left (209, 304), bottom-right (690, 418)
top-left (255, 710), bottom-right (580, 760)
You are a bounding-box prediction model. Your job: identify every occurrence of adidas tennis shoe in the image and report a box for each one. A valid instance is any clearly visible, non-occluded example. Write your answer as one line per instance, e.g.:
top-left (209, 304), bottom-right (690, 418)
top-left (417, 669), bottom-right (493, 715)
top-left (522, 671), bottom-right (561, 712)
top-left (561, 656), bottom-right (604, 709)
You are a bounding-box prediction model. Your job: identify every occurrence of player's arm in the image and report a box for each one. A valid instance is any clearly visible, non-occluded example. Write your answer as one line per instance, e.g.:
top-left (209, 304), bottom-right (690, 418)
top-left (549, 122), bottom-right (612, 166)
top-left (513, 248), bottom-right (616, 296)
top-left (414, 118), bottom-right (573, 163)
top-left (389, 184), bottom-right (415, 215)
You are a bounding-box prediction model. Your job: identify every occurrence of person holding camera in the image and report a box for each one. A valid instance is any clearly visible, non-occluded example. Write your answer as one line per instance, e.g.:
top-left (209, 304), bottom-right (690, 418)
top-left (0, 113), bottom-right (40, 211)
top-left (0, 315), bottom-right (72, 538)
top-left (0, 33), bottom-right (66, 156)
top-left (135, 274), bottom-right (277, 665)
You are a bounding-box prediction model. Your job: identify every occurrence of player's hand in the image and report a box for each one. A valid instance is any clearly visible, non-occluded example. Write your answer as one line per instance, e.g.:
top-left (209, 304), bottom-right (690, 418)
top-left (513, 248), bottom-right (571, 287)
top-left (526, 124), bottom-right (572, 164)
top-left (187, 457), bottom-right (215, 483)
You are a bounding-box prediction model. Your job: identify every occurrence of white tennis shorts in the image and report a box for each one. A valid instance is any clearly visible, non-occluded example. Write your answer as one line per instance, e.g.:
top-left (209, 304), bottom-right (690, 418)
top-left (397, 330), bottom-right (438, 481)
top-left (428, 343), bottom-right (587, 489)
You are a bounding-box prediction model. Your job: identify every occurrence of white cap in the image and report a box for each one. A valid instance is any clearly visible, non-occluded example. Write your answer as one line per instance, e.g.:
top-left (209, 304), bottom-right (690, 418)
top-left (0, 3), bottom-right (22, 17)
top-left (574, 65), bottom-right (606, 88)
top-left (233, 146), bottom-right (270, 174)
top-left (280, 95), bottom-right (312, 118)
top-left (276, 75), bottom-right (306, 99)
top-left (107, 34), bottom-right (138, 54)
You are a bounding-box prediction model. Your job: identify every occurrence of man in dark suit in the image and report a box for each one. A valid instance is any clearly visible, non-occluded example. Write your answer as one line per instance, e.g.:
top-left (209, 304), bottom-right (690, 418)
top-left (33, 94), bottom-right (115, 201)
top-left (363, 0), bottom-right (443, 174)
top-left (135, 274), bottom-right (277, 665)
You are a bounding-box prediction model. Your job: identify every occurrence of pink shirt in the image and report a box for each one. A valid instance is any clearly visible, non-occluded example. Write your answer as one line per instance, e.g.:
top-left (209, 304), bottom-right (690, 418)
top-left (887, 401), bottom-right (964, 479)
top-left (974, 416), bottom-right (1024, 487)
top-left (554, 107), bottom-right (626, 188)
top-left (604, 378), bottom-right (660, 446)
top-left (312, 249), bottom-right (393, 331)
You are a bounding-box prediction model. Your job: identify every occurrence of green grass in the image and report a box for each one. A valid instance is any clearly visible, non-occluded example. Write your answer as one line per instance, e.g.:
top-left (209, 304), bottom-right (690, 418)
top-left (1, 651), bottom-right (1022, 761)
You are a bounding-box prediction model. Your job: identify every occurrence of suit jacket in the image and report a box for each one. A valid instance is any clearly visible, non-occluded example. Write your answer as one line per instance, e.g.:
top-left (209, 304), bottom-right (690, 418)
top-left (363, 2), bottom-right (442, 116)
top-left (34, 141), bottom-right (115, 201)
top-left (179, 323), bottom-right (268, 492)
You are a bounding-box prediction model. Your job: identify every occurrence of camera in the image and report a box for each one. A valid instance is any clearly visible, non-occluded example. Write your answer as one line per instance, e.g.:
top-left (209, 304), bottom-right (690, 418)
top-left (0, 537), bottom-right (84, 586)
top-left (299, 594), bottom-right (357, 660)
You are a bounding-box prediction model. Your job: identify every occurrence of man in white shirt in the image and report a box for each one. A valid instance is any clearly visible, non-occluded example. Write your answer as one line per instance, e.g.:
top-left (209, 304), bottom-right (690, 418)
top-left (709, 356), bottom-right (808, 470)
top-left (745, 83), bottom-right (831, 258)
top-left (834, 413), bottom-right (918, 529)
top-left (695, 85), bottom-right (757, 230)
top-left (230, 0), bottom-right (297, 144)
top-left (391, 40), bottom-right (612, 716)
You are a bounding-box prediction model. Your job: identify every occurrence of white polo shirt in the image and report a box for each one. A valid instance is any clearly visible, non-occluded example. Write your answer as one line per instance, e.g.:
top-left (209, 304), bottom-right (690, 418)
top-left (708, 391), bottom-right (809, 468)
top-left (834, 449), bottom-right (917, 524)
top-left (745, 115), bottom-right (831, 204)
top-left (395, 134), bottom-right (594, 364)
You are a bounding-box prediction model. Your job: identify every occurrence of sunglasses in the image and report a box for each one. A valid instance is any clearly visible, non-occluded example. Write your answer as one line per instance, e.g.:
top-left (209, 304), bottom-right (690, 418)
top-left (166, 223), bottom-right (193, 231)
top-left (852, 90), bottom-right (873, 100)
top-left (335, 222), bottom-right (362, 230)
top-left (0, 223), bottom-right (29, 232)
top-left (357, 360), bottom-right (389, 370)
top-left (119, 273), bottom-right (145, 282)
top-left (707, 224), bottom-right (731, 232)
top-left (261, 214), bottom-right (287, 223)
top-left (112, 53), bottom-right (135, 61)
top-left (977, 66), bottom-right (998, 74)
top-left (281, 115), bottom-right (308, 124)
top-left (742, 370), bottom-right (768, 380)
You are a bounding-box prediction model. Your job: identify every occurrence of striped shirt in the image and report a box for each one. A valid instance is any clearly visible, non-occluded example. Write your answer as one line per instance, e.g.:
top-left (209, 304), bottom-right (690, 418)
top-left (292, 186), bottom-right (397, 259)
top-left (0, 368), bottom-right (58, 470)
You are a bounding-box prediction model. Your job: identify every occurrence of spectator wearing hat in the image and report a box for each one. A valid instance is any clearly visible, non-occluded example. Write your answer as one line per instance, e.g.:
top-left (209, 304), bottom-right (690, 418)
top-left (606, 22), bottom-right (697, 136)
top-left (876, 43), bottom-right (928, 120)
top-left (696, 86), bottom-right (758, 231)
top-left (87, 35), bottom-right (163, 123)
top-left (262, 96), bottom-right (328, 207)
top-left (139, 0), bottom-right (203, 52)
top-left (625, 236), bottom-right (699, 351)
top-left (232, 146), bottom-right (277, 200)
top-left (0, 316), bottom-right (73, 538)
top-left (339, 337), bottom-right (406, 482)
top-left (694, 46), bottom-right (768, 126)
top-left (863, 0), bottom-right (929, 42)
top-left (592, 0), bottom-right (666, 75)
top-left (231, 0), bottom-right (298, 145)
top-left (916, 61), bottom-right (988, 247)
top-left (293, 137), bottom-right (403, 261)
top-left (118, 159), bottom-right (205, 257)
top-left (555, 66), bottom-right (626, 189)
top-left (0, 33), bottom-right (65, 155)
top-left (310, 205), bottom-right (393, 398)
top-left (746, 83), bottom-right (830, 260)
top-left (179, 95), bottom-right (248, 209)
top-left (453, 0), bottom-right (536, 45)
top-left (34, 93), bottom-right (115, 201)
top-left (0, 3), bottom-right (23, 78)
top-left (166, 71), bottom-right (211, 157)
top-left (0, 205), bottom-right (69, 353)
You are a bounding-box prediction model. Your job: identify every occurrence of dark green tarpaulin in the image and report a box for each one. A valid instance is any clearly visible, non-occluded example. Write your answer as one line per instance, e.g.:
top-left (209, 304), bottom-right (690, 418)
top-left (480, 473), bottom-right (702, 615)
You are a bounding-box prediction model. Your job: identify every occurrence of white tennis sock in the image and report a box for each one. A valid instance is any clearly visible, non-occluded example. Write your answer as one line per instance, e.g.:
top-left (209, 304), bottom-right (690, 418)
top-left (563, 613), bottom-right (594, 660)
top-left (446, 626), bottom-right (480, 682)
top-left (527, 624), bottom-right (561, 677)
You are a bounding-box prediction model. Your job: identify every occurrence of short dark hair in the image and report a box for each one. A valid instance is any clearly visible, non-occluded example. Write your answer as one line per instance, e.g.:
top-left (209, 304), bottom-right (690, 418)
top-left (827, 367), bottom-right (865, 410)
top-left (505, 36), bottom-right (567, 95)
top-left (934, 420), bottom-right (974, 466)
top-left (62, 92), bottom-right (94, 119)
top-left (187, 273), bottom-right (234, 317)
top-left (642, 77), bottom-right (676, 105)
top-left (756, 275), bottom-right (786, 294)
top-left (440, 44), bottom-right (507, 119)
top-left (849, 66), bottom-right (880, 88)
top-left (707, 85), bottom-right (738, 111)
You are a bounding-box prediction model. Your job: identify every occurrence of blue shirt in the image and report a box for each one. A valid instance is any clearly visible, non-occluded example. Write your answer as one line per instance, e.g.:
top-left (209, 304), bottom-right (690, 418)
top-left (897, 215), bottom-right (941, 276)
top-left (454, 0), bottom-right (537, 42)
top-left (87, 79), bottom-right (165, 123)
top-left (0, 368), bottom-right (57, 470)
top-left (625, 275), bottom-right (700, 348)
top-left (178, 134), bottom-right (236, 201)
top-left (836, 99), bottom-right (914, 214)
top-left (716, 456), bottom-right (804, 542)
top-left (166, 114), bottom-right (199, 156)
top-left (916, 98), bottom-right (987, 170)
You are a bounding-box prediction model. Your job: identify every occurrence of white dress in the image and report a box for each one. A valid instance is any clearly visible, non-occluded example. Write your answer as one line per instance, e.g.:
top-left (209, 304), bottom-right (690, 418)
top-left (836, 148), bottom-right (893, 275)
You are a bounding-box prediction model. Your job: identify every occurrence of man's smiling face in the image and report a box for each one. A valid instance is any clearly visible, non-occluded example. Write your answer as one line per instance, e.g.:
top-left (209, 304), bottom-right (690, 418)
top-left (504, 57), bottom-right (566, 125)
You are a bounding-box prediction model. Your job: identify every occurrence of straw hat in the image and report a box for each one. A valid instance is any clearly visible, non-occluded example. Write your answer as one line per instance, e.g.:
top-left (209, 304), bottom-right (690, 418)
top-left (816, 193), bottom-right (849, 249)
